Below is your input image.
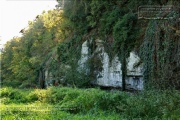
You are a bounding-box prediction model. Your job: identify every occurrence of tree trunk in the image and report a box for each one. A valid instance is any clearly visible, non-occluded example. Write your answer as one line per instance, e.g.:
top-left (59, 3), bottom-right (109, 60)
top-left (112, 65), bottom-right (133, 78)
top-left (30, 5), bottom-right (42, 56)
top-left (39, 68), bottom-right (45, 89)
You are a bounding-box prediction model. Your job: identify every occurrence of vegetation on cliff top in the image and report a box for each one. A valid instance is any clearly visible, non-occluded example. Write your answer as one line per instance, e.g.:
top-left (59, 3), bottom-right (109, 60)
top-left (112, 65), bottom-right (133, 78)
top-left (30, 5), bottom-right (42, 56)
top-left (1, 0), bottom-right (180, 89)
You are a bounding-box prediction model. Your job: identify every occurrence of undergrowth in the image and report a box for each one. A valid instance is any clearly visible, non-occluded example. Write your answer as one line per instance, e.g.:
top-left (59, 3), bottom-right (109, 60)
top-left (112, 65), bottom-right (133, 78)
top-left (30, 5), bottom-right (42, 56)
top-left (0, 87), bottom-right (180, 119)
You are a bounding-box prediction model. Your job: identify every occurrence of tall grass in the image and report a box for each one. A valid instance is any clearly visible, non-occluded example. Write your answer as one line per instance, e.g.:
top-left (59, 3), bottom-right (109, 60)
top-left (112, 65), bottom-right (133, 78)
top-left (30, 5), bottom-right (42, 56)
top-left (0, 87), bottom-right (180, 119)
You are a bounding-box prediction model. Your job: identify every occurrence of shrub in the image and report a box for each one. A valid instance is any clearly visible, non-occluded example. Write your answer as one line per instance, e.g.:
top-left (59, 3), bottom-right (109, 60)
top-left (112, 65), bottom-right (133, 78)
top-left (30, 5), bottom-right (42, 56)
top-left (1, 87), bottom-right (180, 119)
top-left (0, 87), bottom-right (14, 97)
top-left (27, 89), bottom-right (51, 103)
top-left (0, 87), bottom-right (28, 103)
top-left (0, 97), bottom-right (11, 104)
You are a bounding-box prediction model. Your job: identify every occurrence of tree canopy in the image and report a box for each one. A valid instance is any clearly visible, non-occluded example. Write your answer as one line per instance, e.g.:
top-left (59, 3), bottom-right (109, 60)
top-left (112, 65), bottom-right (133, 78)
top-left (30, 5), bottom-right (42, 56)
top-left (1, 0), bottom-right (180, 89)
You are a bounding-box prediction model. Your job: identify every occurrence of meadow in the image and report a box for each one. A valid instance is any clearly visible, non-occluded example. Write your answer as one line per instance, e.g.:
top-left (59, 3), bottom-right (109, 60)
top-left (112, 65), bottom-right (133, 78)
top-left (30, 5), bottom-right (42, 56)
top-left (0, 87), bottom-right (180, 120)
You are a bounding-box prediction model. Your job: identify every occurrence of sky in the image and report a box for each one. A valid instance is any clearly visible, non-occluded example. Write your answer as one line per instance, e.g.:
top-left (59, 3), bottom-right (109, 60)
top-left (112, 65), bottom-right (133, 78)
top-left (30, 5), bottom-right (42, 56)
top-left (0, 0), bottom-right (58, 49)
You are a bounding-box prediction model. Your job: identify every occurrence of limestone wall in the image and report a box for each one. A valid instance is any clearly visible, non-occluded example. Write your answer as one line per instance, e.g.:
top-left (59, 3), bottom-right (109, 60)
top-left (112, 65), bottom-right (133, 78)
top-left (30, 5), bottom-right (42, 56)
top-left (79, 40), bottom-right (144, 90)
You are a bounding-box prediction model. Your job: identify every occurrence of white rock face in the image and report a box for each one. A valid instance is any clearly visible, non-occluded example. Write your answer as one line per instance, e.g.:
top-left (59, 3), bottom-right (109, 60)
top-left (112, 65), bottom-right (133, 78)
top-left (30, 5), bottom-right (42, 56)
top-left (126, 52), bottom-right (143, 90)
top-left (78, 41), bottom-right (89, 71)
top-left (98, 55), bottom-right (123, 87)
top-left (127, 52), bottom-right (143, 76)
top-left (79, 40), bottom-right (144, 90)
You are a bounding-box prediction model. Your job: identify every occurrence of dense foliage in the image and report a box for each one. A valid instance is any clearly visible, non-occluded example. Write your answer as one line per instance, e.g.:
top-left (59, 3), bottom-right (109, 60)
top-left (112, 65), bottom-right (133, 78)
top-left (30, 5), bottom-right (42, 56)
top-left (1, 87), bottom-right (180, 119)
top-left (1, 0), bottom-right (180, 89)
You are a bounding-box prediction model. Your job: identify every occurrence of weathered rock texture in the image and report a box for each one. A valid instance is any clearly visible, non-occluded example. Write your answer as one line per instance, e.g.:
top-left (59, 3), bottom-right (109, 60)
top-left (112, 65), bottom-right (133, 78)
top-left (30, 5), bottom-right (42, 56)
top-left (79, 40), bottom-right (143, 90)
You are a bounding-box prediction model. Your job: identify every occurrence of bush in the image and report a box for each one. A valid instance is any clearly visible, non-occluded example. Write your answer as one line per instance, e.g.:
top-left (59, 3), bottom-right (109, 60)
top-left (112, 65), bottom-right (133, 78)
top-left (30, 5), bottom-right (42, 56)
top-left (1, 87), bottom-right (180, 119)
top-left (0, 87), bottom-right (14, 97)
top-left (27, 89), bottom-right (52, 103)
top-left (0, 87), bottom-right (28, 103)
top-left (0, 97), bottom-right (11, 104)
top-left (123, 90), bottom-right (180, 119)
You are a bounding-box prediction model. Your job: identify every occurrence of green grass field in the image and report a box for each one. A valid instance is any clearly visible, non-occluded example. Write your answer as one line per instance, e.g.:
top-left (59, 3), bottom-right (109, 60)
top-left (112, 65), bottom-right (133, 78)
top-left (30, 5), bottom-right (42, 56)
top-left (0, 87), bottom-right (180, 120)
